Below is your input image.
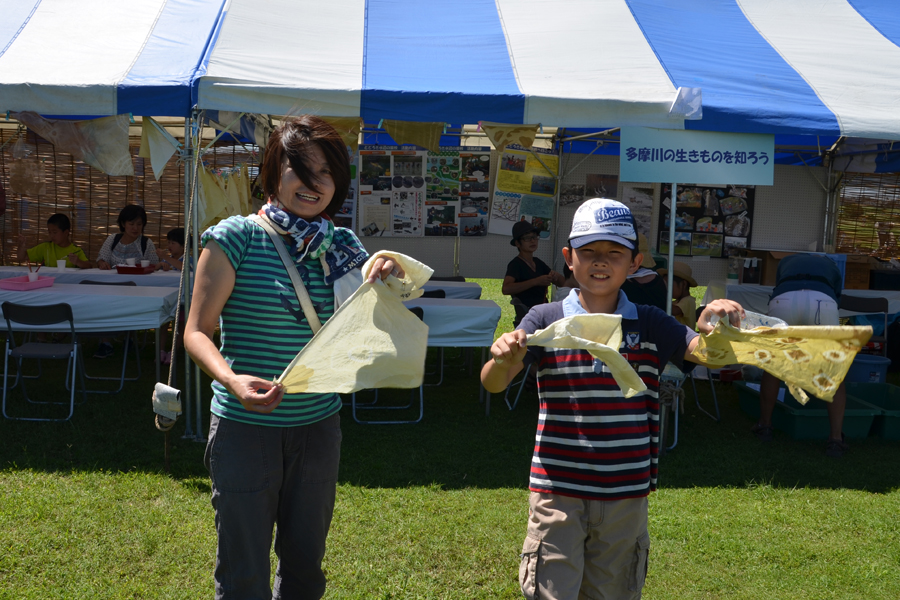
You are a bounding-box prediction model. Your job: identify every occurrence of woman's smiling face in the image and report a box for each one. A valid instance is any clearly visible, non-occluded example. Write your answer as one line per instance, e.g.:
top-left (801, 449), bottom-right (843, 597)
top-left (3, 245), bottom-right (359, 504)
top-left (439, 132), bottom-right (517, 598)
top-left (273, 144), bottom-right (335, 219)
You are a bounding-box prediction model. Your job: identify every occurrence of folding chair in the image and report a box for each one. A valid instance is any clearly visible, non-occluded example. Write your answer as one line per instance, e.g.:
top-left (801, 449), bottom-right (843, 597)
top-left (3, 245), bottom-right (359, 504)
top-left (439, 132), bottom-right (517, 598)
top-left (687, 305), bottom-right (721, 421)
top-left (2, 301), bottom-right (86, 422)
top-left (503, 352), bottom-right (535, 410)
top-left (350, 307), bottom-right (425, 424)
top-left (78, 280), bottom-right (142, 393)
top-left (839, 294), bottom-right (889, 356)
top-left (658, 363), bottom-right (687, 455)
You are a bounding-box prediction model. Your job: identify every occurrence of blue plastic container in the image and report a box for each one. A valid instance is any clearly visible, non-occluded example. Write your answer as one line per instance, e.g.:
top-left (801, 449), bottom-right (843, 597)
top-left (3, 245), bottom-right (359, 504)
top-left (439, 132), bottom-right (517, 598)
top-left (845, 354), bottom-right (891, 384)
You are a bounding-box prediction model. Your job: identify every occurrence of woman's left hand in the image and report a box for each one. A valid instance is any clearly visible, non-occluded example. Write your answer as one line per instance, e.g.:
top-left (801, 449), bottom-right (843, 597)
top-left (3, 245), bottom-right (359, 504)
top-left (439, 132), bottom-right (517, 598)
top-left (697, 299), bottom-right (745, 335)
top-left (366, 257), bottom-right (404, 284)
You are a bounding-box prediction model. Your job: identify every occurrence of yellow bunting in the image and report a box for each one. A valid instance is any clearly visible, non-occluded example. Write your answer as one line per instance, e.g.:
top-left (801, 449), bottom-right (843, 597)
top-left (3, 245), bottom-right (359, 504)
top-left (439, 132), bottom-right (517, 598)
top-left (381, 120), bottom-right (444, 152)
top-left (480, 122), bottom-right (539, 152)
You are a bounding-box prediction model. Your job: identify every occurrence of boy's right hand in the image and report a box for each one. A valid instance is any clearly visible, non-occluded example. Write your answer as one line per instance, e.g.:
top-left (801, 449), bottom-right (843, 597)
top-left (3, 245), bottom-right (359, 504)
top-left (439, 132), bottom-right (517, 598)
top-left (490, 330), bottom-right (528, 365)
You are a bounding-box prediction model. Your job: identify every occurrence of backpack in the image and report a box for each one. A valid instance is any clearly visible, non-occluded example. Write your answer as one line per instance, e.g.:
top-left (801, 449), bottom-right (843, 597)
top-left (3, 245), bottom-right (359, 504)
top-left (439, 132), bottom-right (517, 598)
top-left (111, 233), bottom-right (148, 254)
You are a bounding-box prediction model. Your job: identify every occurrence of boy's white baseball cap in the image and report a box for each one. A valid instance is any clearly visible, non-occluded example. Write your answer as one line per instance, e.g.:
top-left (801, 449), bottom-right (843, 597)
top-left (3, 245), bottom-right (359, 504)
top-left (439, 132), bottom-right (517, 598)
top-left (568, 198), bottom-right (637, 249)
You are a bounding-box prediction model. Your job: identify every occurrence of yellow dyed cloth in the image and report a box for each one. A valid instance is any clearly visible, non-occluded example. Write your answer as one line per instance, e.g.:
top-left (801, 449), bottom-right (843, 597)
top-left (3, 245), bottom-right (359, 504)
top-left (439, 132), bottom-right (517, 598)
top-left (276, 251), bottom-right (432, 394)
top-left (322, 117), bottom-right (362, 152)
top-left (526, 314), bottom-right (647, 398)
top-left (381, 120), bottom-right (443, 152)
top-left (139, 117), bottom-right (180, 180)
top-left (480, 122), bottom-right (539, 151)
top-left (692, 322), bottom-right (872, 403)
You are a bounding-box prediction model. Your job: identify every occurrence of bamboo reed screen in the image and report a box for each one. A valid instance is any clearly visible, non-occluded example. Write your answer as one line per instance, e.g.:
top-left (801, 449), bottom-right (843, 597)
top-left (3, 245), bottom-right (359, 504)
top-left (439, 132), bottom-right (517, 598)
top-left (0, 128), bottom-right (257, 266)
top-left (836, 172), bottom-right (900, 258)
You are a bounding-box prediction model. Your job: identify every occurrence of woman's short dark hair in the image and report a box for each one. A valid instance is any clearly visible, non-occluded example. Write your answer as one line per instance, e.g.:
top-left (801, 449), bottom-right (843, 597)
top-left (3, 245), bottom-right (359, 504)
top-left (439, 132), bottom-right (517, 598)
top-left (47, 213), bottom-right (71, 231)
top-left (258, 115), bottom-right (350, 219)
top-left (117, 204), bottom-right (147, 232)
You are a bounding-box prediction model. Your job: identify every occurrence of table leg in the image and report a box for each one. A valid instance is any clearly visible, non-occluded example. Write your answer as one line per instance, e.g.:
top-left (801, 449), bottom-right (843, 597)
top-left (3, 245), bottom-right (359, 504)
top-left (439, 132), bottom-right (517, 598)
top-left (155, 327), bottom-right (161, 383)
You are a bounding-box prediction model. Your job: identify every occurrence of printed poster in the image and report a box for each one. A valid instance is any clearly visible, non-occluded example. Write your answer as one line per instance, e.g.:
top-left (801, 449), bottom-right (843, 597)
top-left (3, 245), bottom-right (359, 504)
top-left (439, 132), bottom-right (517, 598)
top-left (357, 145), bottom-right (493, 238)
top-left (657, 183), bottom-right (755, 258)
top-left (489, 144), bottom-right (559, 238)
top-left (333, 159), bottom-right (357, 231)
top-left (620, 183), bottom-right (655, 238)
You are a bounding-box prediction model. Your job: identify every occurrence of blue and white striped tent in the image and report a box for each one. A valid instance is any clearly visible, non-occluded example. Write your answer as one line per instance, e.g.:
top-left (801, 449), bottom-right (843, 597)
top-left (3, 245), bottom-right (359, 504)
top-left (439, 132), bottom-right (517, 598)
top-left (1, 0), bottom-right (899, 139)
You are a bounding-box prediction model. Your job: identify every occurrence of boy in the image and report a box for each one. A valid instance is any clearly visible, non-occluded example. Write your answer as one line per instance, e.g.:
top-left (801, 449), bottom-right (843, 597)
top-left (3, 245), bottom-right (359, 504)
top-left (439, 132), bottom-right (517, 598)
top-left (156, 227), bottom-right (186, 271)
top-left (660, 261), bottom-right (698, 329)
top-left (481, 198), bottom-right (743, 599)
top-left (17, 213), bottom-right (90, 268)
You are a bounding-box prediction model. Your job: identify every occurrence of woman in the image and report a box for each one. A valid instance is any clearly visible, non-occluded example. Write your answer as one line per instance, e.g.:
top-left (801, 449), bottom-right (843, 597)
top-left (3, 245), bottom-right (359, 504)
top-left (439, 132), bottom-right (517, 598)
top-left (185, 116), bottom-right (397, 599)
top-left (502, 220), bottom-right (564, 326)
top-left (96, 204), bottom-right (159, 269)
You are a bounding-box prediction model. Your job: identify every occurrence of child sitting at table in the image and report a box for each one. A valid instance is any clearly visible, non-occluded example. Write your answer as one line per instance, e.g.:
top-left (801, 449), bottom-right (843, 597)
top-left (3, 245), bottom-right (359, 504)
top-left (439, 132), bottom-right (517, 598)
top-left (17, 213), bottom-right (90, 269)
top-left (156, 227), bottom-right (186, 272)
top-left (660, 261), bottom-right (698, 329)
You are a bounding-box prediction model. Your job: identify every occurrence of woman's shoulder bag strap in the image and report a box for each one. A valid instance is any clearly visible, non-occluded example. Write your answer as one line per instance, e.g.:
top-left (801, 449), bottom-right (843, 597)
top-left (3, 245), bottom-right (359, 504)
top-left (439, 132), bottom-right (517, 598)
top-left (249, 214), bottom-right (322, 334)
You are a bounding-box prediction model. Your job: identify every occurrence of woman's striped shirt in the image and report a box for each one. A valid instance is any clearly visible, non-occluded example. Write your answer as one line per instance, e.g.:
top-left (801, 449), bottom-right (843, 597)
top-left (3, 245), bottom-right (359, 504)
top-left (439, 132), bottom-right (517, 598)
top-left (519, 293), bottom-right (696, 501)
top-left (201, 216), bottom-right (366, 427)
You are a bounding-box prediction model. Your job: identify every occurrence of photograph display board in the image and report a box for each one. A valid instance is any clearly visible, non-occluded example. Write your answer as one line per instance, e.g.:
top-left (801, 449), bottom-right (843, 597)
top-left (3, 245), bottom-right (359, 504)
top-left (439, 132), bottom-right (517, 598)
top-left (657, 183), bottom-right (755, 257)
top-left (426, 148), bottom-right (492, 237)
top-left (333, 158), bottom-right (357, 231)
top-left (357, 145), bottom-right (491, 238)
top-left (488, 144), bottom-right (559, 239)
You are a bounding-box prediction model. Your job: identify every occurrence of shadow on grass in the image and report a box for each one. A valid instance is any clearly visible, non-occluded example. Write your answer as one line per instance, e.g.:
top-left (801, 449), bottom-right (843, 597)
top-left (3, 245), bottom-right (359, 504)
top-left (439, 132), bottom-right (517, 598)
top-left (2, 344), bottom-right (898, 495)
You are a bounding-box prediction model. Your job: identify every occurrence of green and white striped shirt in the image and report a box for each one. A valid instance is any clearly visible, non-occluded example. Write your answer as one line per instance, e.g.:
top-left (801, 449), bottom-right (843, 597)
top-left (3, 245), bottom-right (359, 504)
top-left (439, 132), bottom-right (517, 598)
top-left (202, 216), bottom-right (365, 427)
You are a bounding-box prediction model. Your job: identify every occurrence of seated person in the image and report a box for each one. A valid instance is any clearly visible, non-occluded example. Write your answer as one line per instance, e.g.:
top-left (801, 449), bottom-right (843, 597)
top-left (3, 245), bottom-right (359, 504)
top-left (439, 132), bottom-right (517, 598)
top-left (620, 233), bottom-right (667, 310)
top-left (156, 227), bottom-right (186, 272)
top-left (503, 221), bottom-right (564, 325)
top-left (96, 204), bottom-right (159, 270)
top-left (552, 264), bottom-right (579, 301)
top-left (660, 262), bottom-right (698, 329)
top-left (754, 253), bottom-right (848, 457)
top-left (17, 213), bottom-right (90, 269)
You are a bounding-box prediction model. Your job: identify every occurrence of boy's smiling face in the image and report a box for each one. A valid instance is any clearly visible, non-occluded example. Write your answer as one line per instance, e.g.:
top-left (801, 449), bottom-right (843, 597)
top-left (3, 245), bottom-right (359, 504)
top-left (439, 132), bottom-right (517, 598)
top-left (563, 240), bottom-right (641, 305)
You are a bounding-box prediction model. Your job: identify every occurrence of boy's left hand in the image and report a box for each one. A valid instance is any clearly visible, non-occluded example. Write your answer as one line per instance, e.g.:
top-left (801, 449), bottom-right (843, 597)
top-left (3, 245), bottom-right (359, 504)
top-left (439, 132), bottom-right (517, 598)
top-left (697, 300), bottom-right (744, 335)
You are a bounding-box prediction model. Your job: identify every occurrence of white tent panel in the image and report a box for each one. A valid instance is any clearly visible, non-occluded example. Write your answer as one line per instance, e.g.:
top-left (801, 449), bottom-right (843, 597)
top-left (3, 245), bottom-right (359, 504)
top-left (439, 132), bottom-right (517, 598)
top-left (0, 0), bottom-right (167, 115)
top-left (498, 0), bottom-right (681, 128)
top-left (198, 0), bottom-right (365, 116)
top-left (740, 0), bottom-right (900, 139)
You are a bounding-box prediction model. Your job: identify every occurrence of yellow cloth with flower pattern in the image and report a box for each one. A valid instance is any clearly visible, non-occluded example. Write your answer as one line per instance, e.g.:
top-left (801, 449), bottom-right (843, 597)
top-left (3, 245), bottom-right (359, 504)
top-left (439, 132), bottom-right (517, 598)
top-left (692, 322), bottom-right (872, 404)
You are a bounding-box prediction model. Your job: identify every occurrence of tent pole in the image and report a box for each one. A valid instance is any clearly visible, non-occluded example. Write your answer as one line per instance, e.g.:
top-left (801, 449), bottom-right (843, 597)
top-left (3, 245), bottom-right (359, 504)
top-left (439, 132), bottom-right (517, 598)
top-left (551, 135), bottom-right (563, 274)
top-left (181, 115), bottom-right (195, 440)
top-left (192, 109), bottom-right (205, 443)
top-left (666, 183), bottom-right (677, 315)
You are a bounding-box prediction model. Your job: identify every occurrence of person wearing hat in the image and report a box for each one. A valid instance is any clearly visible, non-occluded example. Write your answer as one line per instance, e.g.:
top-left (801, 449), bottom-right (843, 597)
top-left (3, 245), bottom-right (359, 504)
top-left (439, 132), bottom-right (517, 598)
top-left (659, 261), bottom-right (698, 329)
top-left (502, 220), bottom-right (565, 325)
top-left (482, 198), bottom-right (745, 600)
top-left (621, 233), bottom-right (668, 311)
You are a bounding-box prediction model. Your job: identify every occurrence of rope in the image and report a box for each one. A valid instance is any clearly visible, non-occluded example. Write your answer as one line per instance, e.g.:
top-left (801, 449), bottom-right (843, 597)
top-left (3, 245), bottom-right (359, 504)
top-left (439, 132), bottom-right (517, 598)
top-left (155, 114), bottom-right (203, 433)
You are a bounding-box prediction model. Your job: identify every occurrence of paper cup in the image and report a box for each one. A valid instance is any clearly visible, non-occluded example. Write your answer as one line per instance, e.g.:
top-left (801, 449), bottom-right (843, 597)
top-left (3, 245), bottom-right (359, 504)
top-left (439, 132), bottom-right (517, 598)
top-left (27, 272), bottom-right (39, 282)
top-left (57, 259), bottom-right (67, 271)
top-left (125, 258), bottom-right (136, 266)
top-left (140, 260), bottom-right (150, 268)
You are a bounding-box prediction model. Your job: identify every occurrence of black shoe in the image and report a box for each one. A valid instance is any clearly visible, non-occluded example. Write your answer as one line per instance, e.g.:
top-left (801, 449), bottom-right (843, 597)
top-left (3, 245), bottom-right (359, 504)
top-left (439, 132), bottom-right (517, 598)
top-left (93, 342), bottom-right (114, 359)
top-left (751, 423), bottom-right (774, 442)
top-left (826, 434), bottom-right (848, 458)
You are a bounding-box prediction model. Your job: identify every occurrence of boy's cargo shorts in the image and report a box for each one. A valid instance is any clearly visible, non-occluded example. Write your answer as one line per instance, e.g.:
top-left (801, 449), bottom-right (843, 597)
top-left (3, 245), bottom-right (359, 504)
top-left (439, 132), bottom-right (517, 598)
top-left (519, 491), bottom-right (649, 600)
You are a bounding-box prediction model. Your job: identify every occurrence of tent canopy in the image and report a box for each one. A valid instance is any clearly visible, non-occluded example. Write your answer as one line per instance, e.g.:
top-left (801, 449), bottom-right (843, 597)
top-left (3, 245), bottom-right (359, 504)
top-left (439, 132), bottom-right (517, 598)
top-left (1, 0), bottom-right (899, 140)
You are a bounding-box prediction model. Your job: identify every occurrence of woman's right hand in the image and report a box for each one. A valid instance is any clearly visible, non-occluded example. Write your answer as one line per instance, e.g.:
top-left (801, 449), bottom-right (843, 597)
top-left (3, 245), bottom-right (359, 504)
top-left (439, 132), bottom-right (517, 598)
top-left (224, 375), bottom-right (284, 413)
top-left (97, 259), bottom-right (111, 270)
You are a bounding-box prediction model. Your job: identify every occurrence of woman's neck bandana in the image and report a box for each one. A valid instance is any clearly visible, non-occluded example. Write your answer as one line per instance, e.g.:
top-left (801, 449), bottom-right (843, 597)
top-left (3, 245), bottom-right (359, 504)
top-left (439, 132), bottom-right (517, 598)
top-left (260, 202), bottom-right (368, 284)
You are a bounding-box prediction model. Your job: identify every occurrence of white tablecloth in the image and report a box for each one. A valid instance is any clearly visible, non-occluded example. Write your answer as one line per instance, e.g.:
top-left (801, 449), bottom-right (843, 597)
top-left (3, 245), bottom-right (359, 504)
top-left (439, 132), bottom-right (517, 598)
top-left (702, 280), bottom-right (900, 317)
top-left (0, 266), bottom-right (183, 288)
top-left (0, 283), bottom-right (178, 332)
top-left (404, 298), bottom-right (500, 347)
top-left (421, 281), bottom-right (482, 299)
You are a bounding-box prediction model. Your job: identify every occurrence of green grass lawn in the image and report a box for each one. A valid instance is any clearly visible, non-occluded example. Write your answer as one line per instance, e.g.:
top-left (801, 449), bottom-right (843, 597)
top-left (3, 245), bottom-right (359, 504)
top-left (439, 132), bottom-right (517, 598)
top-left (1, 281), bottom-right (898, 599)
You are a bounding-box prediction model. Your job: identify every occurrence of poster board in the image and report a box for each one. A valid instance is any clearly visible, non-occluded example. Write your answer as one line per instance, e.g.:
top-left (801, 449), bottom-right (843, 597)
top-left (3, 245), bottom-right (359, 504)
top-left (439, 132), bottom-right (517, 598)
top-left (488, 144), bottom-right (559, 239)
top-left (657, 183), bottom-right (755, 258)
top-left (357, 145), bottom-right (491, 238)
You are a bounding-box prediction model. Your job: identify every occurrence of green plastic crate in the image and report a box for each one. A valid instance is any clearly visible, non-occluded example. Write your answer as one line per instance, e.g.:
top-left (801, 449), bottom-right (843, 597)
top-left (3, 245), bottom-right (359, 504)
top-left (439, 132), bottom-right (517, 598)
top-left (845, 383), bottom-right (900, 441)
top-left (735, 382), bottom-right (879, 440)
